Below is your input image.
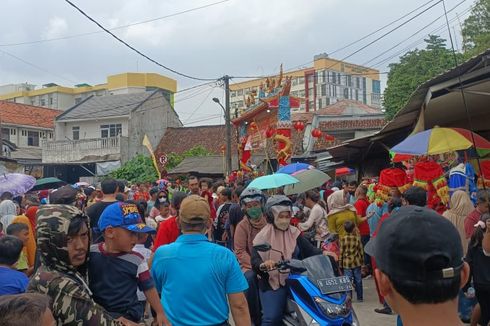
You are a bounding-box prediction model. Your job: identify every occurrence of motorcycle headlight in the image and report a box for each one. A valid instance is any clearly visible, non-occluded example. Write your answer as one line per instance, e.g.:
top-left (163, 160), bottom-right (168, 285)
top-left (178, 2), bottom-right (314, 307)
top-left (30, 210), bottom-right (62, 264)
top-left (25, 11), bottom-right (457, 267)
top-left (314, 297), bottom-right (350, 318)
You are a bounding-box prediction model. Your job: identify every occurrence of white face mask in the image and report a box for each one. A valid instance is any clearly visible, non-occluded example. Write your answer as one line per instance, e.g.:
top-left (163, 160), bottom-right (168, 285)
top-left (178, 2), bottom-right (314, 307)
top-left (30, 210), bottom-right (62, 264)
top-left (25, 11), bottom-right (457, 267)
top-left (158, 197), bottom-right (167, 203)
top-left (274, 217), bottom-right (290, 231)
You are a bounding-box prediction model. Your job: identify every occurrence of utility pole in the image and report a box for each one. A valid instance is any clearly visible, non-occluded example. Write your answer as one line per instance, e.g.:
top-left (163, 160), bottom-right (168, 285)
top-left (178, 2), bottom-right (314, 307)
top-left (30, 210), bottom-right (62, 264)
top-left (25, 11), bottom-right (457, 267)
top-left (224, 75), bottom-right (232, 176)
top-left (0, 115), bottom-right (3, 158)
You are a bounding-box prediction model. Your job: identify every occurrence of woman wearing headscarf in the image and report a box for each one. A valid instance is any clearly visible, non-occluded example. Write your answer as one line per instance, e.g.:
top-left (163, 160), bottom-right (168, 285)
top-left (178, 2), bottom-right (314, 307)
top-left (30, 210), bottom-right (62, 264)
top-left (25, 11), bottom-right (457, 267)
top-left (252, 195), bottom-right (335, 325)
top-left (443, 190), bottom-right (474, 254)
top-left (327, 190), bottom-right (366, 238)
top-left (0, 199), bottom-right (17, 229)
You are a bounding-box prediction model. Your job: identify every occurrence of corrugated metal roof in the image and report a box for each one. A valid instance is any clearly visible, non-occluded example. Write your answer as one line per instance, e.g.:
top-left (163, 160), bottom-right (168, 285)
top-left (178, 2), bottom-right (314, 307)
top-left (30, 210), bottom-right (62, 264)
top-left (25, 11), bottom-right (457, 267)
top-left (57, 91), bottom-right (157, 121)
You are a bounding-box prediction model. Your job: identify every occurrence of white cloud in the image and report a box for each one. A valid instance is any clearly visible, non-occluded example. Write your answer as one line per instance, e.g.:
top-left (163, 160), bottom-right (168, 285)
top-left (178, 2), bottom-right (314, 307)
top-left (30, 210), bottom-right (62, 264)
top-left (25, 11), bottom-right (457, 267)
top-left (43, 17), bottom-right (68, 39)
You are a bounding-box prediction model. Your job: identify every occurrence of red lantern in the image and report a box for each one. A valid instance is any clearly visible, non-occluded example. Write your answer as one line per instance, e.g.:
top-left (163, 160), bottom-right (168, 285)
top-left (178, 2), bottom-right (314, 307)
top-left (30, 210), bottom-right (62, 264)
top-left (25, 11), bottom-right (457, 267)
top-left (249, 121), bottom-right (258, 132)
top-left (265, 127), bottom-right (275, 139)
top-left (324, 134), bottom-right (335, 142)
top-left (311, 128), bottom-right (322, 138)
top-left (293, 121), bottom-right (305, 131)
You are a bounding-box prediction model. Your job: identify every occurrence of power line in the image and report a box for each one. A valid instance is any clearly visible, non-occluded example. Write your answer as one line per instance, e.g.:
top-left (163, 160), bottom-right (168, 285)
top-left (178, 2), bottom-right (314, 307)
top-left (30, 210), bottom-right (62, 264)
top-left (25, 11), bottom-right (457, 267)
top-left (183, 86), bottom-right (218, 123)
top-left (0, 48), bottom-right (77, 84)
top-left (362, 0), bottom-right (468, 66)
top-left (64, 0), bottom-right (218, 82)
top-left (0, 0), bottom-right (231, 47)
top-left (328, 0), bottom-right (440, 56)
top-left (370, 6), bottom-right (472, 68)
top-left (231, 0), bottom-right (445, 81)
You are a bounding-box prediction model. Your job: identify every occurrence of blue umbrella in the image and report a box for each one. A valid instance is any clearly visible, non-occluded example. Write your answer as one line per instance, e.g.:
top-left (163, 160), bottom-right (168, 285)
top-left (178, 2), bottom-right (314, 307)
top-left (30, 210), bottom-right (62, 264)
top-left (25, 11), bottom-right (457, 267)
top-left (0, 173), bottom-right (36, 197)
top-left (276, 163), bottom-right (314, 175)
top-left (247, 173), bottom-right (299, 190)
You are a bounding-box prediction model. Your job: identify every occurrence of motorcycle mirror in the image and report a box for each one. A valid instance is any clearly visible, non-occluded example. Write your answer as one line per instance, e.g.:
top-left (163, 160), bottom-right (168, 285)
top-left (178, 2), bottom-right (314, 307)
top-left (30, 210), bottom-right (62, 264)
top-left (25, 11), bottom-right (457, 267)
top-left (253, 243), bottom-right (272, 252)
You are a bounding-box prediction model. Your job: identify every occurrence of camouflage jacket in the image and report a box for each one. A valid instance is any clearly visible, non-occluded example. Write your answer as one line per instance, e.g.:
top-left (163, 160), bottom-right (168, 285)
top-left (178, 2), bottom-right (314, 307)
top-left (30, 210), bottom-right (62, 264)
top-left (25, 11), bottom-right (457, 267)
top-left (28, 204), bottom-right (122, 326)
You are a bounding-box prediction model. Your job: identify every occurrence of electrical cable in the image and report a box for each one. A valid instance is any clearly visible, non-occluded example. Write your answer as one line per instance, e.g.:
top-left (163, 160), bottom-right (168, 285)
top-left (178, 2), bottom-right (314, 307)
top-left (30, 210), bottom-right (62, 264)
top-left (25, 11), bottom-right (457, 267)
top-left (0, 0), bottom-right (231, 47)
top-left (441, 0), bottom-right (485, 189)
top-left (64, 0), bottom-right (219, 82)
top-left (362, 0), bottom-right (468, 66)
top-left (183, 86), bottom-right (218, 123)
top-left (0, 48), bottom-right (76, 84)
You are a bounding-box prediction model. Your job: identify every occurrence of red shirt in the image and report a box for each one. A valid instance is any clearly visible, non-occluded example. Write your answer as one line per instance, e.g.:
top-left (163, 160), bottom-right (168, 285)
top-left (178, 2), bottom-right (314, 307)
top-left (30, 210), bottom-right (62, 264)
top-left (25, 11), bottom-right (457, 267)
top-left (354, 198), bottom-right (370, 236)
top-left (464, 209), bottom-right (481, 239)
top-left (152, 216), bottom-right (180, 252)
top-left (134, 191), bottom-right (150, 202)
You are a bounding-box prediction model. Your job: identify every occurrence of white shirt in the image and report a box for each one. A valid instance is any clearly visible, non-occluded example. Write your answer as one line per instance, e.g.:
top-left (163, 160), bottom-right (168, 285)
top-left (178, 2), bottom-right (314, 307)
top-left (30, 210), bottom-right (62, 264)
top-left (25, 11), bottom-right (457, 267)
top-left (133, 244), bottom-right (152, 301)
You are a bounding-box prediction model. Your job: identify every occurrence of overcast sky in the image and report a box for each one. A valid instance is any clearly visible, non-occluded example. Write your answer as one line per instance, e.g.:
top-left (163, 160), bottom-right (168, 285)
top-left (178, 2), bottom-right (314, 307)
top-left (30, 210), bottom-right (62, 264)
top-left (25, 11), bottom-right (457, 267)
top-left (0, 0), bottom-right (473, 125)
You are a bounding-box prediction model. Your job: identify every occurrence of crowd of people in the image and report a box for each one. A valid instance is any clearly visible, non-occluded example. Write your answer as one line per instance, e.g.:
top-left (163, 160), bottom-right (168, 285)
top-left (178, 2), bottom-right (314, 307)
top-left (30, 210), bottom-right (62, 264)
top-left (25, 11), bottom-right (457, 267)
top-left (0, 174), bottom-right (489, 326)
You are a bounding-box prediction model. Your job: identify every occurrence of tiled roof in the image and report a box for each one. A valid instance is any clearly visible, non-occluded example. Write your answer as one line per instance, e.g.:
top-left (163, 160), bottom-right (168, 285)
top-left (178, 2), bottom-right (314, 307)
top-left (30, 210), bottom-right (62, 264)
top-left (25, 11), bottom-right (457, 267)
top-left (316, 100), bottom-right (382, 115)
top-left (318, 118), bottom-right (386, 130)
top-left (57, 91), bottom-right (158, 121)
top-left (0, 101), bottom-right (62, 129)
top-left (156, 125), bottom-right (239, 156)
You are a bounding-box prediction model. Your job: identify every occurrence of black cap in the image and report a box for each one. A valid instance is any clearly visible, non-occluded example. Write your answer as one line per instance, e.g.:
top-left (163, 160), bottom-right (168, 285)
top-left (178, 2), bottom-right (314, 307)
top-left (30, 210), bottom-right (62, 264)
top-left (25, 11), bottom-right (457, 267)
top-left (49, 185), bottom-right (79, 205)
top-left (365, 206), bottom-right (464, 282)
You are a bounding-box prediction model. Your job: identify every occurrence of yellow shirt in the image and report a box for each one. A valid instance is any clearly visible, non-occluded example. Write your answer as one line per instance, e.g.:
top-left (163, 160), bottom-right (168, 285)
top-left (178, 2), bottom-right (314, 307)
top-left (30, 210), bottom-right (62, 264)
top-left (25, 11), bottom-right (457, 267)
top-left (327, 210), bottom-right (360, 238)
top-left (16, 251), bottom-right (28, 271)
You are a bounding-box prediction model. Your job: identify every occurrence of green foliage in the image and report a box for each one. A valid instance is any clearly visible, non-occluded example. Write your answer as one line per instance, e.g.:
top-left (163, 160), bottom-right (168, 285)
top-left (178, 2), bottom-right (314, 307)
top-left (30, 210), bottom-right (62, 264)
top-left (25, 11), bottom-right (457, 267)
top-left (383, 35), bottom-right (458, 119)
top-left (166, 145), bottom-right (212, 170)
top-left (109, 146), bottom-right (212, 183)
top-left (109, 154), bottom-right (158, 183)
top-left (462, 0), bottom-right (490, 57)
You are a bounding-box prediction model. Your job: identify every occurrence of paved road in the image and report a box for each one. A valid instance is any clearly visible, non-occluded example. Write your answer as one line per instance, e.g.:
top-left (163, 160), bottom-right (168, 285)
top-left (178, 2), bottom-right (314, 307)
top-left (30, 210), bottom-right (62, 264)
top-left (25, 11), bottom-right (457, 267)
top-left (353, 277), bottom-right (396, 326)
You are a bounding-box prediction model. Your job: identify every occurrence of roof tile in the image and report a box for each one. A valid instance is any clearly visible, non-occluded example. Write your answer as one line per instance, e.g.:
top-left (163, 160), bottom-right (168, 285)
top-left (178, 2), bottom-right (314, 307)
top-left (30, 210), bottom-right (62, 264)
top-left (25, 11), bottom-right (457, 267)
top-left (0, 101), bottom-right (62, 129)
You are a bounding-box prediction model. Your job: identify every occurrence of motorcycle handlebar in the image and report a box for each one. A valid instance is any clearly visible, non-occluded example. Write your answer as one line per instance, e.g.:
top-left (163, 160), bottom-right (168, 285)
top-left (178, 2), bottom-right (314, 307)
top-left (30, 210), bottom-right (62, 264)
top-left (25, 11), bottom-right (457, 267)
top-left (259, 260), bottom-right (290, 272)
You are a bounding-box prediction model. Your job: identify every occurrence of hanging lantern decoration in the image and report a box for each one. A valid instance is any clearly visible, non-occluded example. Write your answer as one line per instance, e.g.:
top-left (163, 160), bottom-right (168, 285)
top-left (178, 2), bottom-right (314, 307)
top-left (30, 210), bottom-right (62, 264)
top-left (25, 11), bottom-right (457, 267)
top-left (324, 134), bottom-right (335, 142)
top-left (265, 127), bottom-right (276, 139)
top-left (311, 128), bottom-right (322, 138)
top-left (249, 121), bottom-right (258, 132)
top-left (293, 121), bottom-right (305, 132)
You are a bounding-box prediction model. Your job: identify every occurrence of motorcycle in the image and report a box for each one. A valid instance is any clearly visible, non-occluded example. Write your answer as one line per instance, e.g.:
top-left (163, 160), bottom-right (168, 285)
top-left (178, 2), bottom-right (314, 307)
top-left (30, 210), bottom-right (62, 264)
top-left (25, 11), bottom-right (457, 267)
top-left (254, 243), bottom-right (360, 326)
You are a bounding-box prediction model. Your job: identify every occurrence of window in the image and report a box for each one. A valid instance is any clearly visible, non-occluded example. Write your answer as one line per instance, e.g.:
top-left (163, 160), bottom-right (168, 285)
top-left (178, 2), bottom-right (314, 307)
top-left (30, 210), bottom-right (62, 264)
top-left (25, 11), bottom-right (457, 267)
top-left (40, 99), bottom-right (46, 106)
top-left (331, 72), bottom-right (336, 84)
top-left (355, 89), bottom-right (359, 101)
top-left (27, 131), bottom-right (39, 147)
top-left (337, 74), bottom-right (342, 85)
top-left (356, 77), bottom-right (360, 89)
top-left (298, 77), bottom-right (305, 84)
top-left (72, 126), bottom-right (80, 140)
top-left (321, 84), bottom-right (327, 96)
top-left (347, 75), bottom-right (352, 87)
top-left (1, 128), bottom-right (10, 141)
top-left (237, 89), bottom-right (243, 96)
top-left (231, 91), bottom-right (236, 98)
top-left (49, 132), bottom-right (53, 139)
top-left (343, 88), bottom-right (349, 99)
top-left (100, 124), bottom-right (122, 138)
top-left (318, 98), bottom-right (322, 109)
top-left (10, 129), bottom-right (16, 135)
top-left (48, 96), bottom-right (53, 105)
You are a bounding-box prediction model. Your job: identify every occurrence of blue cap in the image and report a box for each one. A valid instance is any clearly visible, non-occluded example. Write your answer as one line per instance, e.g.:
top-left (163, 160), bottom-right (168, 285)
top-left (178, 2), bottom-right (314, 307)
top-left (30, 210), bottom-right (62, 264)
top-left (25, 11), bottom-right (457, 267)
top-left (98, 202), bottom-right (156, 234)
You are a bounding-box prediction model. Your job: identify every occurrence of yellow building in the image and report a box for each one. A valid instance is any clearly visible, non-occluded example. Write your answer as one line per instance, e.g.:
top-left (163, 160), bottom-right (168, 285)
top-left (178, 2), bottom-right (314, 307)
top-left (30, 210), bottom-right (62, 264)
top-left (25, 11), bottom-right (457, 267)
top-left (230, 54), bottom-right (381, 114)
top-left (0, 72), bottom-right (177, 110)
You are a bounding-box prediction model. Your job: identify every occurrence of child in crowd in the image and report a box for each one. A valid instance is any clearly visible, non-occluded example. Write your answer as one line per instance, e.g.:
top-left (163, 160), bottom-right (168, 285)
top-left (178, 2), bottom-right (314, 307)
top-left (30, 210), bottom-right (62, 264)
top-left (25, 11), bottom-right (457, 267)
top-left (339, 220), bottom-right (364, 302)
top-left (6, 223), bottom-right (32, 276)
top-left (0, 235), bottom-right (29, 295)
top-left (155, 202), bottom-right (170, 224)
top-left (0, 293), bottom-right (55, 325)
top-left (133, 233), bottom-right (153, 318)
top-left (88, 202), bottom-right (169, 325)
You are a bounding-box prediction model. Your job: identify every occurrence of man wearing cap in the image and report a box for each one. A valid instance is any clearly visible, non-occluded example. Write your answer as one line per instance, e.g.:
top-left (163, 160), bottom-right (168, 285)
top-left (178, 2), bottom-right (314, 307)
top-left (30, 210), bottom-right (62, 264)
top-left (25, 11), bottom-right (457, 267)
top-left (151, 195), bottom-right (250, 326)
top-left (88, 202), bottom-right (170, 325)
top-left (365, 206), bottom-right (470, 326)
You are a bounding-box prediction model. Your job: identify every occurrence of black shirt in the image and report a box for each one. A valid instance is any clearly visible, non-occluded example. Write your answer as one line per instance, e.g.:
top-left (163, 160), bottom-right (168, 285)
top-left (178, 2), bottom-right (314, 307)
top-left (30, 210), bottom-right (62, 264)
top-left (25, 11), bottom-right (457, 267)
top-left (85, 201), bottom-right (116, 243)
top-left (466, 244), bottom-right (490, 290)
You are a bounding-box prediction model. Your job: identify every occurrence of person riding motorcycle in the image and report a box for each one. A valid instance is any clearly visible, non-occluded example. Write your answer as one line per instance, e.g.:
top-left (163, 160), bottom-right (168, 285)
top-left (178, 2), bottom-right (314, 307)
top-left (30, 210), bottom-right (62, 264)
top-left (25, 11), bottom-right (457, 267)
top-left (252, 195), bottom-right (325, 325)
top-left (234, 187), bottom-right (268, 325)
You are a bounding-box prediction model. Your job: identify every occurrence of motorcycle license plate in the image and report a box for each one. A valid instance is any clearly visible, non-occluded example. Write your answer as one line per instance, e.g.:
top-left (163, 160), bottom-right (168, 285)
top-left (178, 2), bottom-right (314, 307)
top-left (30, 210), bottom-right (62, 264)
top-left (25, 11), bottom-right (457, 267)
top-left (317, 276), bottom-right (353, 295)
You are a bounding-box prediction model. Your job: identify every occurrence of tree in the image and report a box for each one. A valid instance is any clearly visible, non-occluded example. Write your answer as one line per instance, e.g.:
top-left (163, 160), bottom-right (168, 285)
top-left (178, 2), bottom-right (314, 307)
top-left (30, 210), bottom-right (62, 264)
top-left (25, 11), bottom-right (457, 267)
top-left (109, 154), bottom-right (158, 183)
top-left (383, 35), bottom-right (457, 119)
top-left (109, 146), bottom-right (212, 182)
top-left (462, 0), bottom-right (490, 57)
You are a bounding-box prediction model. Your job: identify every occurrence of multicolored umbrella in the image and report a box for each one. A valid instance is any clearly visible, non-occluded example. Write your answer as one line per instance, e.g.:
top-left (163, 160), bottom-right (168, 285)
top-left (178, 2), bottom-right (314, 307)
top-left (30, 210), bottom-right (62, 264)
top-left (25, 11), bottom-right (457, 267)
top-left (276, 163), bottom-right (314, 175)
top-left (391, 127), bottom-right (490, 156)
top-left (247, 173), bottom-right (298, 190)
top-left (283, 169), bottom-right (331, 195)
top-left (0, 173), bottom-right (36, 197)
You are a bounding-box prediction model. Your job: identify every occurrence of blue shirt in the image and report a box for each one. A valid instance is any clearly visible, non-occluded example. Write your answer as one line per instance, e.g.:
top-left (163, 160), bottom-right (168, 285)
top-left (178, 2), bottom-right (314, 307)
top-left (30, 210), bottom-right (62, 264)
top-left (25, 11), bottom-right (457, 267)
top-left (366, 202), bottom-right (388, 236)
top-left (0, 266), bottom-right (28, 295)
top-left (152, 234), bottom-right (248, 326)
